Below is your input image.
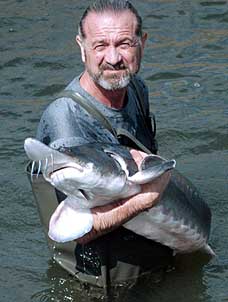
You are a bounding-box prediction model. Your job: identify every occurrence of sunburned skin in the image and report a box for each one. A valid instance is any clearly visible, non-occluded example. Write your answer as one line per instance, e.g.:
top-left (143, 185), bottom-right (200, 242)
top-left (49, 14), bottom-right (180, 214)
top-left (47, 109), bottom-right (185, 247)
top-left (76, 10), bottom-right (147, 108)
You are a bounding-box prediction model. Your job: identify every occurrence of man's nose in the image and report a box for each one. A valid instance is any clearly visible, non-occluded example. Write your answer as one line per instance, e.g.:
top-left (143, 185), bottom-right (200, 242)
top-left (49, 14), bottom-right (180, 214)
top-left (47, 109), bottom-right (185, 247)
top-left (105, 46), bottom-right (122, 66)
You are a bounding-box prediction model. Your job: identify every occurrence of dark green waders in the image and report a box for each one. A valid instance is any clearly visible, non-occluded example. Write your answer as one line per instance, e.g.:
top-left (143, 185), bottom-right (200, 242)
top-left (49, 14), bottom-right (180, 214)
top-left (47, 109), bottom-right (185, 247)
top-left (26, 162), bottom-right (173, 295)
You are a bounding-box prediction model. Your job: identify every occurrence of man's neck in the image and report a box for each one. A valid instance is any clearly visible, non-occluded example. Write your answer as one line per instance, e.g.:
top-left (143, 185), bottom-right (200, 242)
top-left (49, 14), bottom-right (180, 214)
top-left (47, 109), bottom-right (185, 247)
top-left (80, 71), bottom-right (127, 109)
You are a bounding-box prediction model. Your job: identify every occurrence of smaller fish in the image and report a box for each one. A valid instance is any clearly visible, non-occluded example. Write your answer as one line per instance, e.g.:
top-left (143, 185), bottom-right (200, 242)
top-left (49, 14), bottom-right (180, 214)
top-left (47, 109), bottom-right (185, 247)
top-left (24, 138), bottom-right (214, 256)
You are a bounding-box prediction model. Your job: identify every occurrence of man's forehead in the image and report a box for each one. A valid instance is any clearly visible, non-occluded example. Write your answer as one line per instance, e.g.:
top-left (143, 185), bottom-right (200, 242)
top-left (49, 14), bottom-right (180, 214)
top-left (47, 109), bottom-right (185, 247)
top-left (82, 10), bottom-right (138, 37)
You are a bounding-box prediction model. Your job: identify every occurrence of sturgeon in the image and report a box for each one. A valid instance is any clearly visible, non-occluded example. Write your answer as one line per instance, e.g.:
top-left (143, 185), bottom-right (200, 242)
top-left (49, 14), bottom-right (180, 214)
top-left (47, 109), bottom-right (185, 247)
top-left (24, 137), bottom-right (214, 256)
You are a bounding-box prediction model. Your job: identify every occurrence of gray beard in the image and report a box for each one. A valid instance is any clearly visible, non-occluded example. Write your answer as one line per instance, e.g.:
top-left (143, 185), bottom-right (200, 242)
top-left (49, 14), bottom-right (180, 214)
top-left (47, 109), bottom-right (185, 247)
top-left (96, 73), bottom-right (132, 90)
top-left (87, 68), bottom-right (133, 90)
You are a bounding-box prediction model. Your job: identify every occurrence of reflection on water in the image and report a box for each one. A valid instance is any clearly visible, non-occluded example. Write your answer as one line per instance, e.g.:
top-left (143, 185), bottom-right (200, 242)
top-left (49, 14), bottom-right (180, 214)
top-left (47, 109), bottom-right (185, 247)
top-left (0, 0), bottom-right (227, 301)
top-left (31, 260), bottom-right (108, 302)
top-left (30, 253), bottom-right (212, 302)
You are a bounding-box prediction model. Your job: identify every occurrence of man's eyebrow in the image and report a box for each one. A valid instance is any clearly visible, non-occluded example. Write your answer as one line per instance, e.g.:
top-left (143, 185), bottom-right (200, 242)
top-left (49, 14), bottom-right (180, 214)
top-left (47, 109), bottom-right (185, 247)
top-left (118, 36), bottom-right (140, 45)
top-left (92, 36), bottom-right (136, 44)
top-left (90, 38), bottom-right (107, 46)
top-left (119, 37), bottom-right (137, 42)
top-left (92, 39), bottom-right (106, 44)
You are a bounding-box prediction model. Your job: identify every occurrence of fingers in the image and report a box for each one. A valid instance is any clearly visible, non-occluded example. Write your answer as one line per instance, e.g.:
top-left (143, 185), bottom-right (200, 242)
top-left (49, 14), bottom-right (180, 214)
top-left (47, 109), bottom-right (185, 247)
top-left (139, 171), bottom-right (171, 208)
top-left (130, 149), bottom-right (148, 168)
top-left (143, 171), bottom-right (171, 193)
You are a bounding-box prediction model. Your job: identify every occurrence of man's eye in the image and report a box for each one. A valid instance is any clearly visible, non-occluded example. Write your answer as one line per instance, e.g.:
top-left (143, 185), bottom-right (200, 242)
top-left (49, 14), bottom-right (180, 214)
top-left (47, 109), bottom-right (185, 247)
top-left (94, 45), bottom-right (106, 51)
top-left (119, 42), bottom-right (131, 49)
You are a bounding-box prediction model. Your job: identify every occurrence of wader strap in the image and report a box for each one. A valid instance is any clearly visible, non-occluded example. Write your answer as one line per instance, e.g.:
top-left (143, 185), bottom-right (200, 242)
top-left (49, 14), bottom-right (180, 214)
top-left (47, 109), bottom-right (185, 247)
top-left (57, 89), bottom-right (152, 154)
top-left (116, 128), bottom-right (151, 154)
top-left (130, 77), bottom-right (156, 139)
top-left (130, 77), bottom-right (147, 117)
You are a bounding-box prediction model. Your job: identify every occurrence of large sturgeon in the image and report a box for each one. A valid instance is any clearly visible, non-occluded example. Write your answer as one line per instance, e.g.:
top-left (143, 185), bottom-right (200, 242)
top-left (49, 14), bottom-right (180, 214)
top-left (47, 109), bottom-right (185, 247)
top-left (24, 138), bottom-right (214, 256)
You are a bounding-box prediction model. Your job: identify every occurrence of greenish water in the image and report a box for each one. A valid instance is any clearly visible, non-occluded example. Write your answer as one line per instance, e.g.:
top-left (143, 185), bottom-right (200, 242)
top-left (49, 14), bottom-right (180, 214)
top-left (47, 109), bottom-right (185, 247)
top-left (0, 1), bottom-right (227, 301)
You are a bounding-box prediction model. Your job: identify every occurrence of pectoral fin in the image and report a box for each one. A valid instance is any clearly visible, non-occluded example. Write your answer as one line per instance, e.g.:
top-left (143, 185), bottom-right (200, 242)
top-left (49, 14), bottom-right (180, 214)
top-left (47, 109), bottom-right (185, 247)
top-left (48, 196), bottom-right (93, 242)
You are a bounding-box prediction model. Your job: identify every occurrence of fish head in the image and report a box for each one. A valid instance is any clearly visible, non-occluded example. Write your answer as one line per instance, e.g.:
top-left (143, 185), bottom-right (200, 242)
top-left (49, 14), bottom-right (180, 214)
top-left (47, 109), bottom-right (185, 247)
top-left (24, 138), bottom-right (127, 198)
top-left (24, 138), bottom-right (95, 191)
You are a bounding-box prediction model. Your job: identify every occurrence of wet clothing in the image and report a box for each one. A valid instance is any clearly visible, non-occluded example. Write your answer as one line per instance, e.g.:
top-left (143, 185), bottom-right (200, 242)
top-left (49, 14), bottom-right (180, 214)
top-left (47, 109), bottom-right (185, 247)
top-left (36, 75), bottom-right (156, 153)
top-left (32, 75), bottom-right (173, 291)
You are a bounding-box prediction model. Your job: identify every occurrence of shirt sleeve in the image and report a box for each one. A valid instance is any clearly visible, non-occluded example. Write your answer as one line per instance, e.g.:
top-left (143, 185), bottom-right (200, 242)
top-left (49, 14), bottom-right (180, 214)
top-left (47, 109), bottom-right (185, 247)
top-left (36, 97), bottom-right (118, 149)
top-left (36, 98), bottom-right (92, 148)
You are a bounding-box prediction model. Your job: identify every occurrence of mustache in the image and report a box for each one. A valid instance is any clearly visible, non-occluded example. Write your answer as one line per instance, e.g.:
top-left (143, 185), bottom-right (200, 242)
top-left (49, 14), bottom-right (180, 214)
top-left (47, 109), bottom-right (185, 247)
top-left (101, 62), bottom-right (126, 71)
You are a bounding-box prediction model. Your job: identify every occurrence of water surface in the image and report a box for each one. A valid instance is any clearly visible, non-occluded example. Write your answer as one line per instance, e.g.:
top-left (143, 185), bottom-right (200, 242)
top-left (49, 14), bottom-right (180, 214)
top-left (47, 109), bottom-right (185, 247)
top-left (0, 1), bottom-right (227, 301)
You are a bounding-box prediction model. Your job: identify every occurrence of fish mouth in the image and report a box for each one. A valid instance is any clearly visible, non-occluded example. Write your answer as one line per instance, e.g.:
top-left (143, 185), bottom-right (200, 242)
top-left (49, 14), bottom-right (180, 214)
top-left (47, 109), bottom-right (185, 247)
top-left (46, 163), bottom-right (84, 179)
top-left (48, 166), bottom-right (69, 177)
top-left (30, 158), bottom-right (84, 181)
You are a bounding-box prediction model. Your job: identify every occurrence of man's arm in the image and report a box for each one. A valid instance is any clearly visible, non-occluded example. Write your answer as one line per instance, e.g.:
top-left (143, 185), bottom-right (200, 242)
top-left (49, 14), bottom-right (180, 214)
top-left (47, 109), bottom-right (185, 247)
top-left (76, 149), bottom-right (171, 244)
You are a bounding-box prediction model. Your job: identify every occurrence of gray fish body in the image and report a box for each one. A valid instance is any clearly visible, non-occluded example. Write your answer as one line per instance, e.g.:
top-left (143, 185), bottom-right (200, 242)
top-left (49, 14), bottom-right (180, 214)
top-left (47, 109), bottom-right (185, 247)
top-left (125, 170), bottom-right (213, 254)
top-left (24, 138), bottom-right (214, 255)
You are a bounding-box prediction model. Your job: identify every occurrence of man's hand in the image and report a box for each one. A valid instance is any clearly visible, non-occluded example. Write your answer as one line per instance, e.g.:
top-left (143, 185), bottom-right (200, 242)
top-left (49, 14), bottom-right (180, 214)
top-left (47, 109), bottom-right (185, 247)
top-left (129, 149), bottom-right (171, 210)
top-left (76, 149), bottom-right (171, 244)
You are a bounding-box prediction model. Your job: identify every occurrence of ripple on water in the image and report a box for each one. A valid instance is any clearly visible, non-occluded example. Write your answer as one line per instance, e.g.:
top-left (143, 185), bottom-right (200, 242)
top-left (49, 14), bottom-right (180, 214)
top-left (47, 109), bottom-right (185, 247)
top-left (0, 1), bottom-right (227, 302)
top-left (33, 84), bottom-right (66, 97)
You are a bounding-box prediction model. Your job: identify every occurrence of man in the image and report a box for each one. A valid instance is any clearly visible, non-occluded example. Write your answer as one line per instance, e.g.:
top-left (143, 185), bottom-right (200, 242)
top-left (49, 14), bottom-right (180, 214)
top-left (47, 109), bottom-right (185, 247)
top-left (34, 0), bottom-right (173, 292)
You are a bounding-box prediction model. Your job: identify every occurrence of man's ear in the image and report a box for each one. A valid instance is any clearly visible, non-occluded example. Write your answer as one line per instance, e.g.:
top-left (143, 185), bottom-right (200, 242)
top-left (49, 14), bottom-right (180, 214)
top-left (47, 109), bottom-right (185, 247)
top-left (76, 35), bottom-right (86, 63)
top-left (141, 32), bottom-right (148, 54)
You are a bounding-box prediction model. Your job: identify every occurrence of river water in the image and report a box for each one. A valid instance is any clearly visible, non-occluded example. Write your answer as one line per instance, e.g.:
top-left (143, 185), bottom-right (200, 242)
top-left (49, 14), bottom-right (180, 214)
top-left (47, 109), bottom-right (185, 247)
top-left (0, 0), bottom-right (227, 301)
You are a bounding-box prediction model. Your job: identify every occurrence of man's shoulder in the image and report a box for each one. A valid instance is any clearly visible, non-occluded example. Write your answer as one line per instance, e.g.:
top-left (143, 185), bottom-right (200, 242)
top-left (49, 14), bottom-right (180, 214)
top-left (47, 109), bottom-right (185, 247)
top-left (65, 75), bottom-right (81, 91)
top-left (129, 75), bottom-right (149, 109)
top-left (42, 76), bottom-right (81, 115)
top-left (41, 96), bottom-right (74, 120)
